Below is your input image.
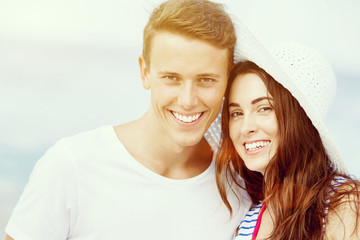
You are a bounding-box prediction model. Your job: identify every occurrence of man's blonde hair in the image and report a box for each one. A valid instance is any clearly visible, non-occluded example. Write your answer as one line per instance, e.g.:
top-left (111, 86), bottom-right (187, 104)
top-left (142, 0), bottom-right (236, 72)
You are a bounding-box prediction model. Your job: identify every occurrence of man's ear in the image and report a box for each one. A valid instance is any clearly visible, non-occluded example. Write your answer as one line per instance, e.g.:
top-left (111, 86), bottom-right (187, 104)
top-left (139, 55), bottom-right (150, 90)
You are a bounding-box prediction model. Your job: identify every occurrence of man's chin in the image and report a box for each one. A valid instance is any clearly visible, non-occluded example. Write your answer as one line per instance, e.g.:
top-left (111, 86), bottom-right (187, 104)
top-left (172, 134), bottom-right (204, 148)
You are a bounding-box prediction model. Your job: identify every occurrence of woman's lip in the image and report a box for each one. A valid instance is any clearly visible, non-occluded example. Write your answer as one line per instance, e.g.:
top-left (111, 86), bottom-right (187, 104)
top-left (244, 145), bottom-right (267, 155)
top-left (243, 141), bottom-right (270, 155)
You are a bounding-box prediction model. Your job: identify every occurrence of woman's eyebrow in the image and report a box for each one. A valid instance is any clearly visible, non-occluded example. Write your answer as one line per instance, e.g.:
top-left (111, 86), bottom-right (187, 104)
top-left (229, 102), bottom-right (240, 108)
top-left (251, 96), bottom-right (273, 105)
top-left (229, 97), bottom-right (273, 108)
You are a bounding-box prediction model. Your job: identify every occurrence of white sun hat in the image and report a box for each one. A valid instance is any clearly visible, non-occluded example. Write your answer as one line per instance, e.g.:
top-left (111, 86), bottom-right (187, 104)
top-left (205, 14), bottom-right (348, 174)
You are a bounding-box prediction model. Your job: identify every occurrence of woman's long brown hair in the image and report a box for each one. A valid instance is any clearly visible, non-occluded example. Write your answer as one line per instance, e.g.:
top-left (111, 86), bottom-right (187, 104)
top-left (216, 61), bottom-right (360, 239)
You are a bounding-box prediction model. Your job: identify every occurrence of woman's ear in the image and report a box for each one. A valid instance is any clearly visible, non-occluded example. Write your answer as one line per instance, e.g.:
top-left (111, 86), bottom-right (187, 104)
top-left (138, 55), bottom-right (150, 90)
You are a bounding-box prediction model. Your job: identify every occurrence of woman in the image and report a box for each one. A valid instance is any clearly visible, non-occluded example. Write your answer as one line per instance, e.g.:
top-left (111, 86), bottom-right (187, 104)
top-left (216, 41), bottom-right (360, 239)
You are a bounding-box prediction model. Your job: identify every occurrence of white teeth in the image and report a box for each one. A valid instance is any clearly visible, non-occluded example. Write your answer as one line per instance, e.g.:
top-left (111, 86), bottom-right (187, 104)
top-left (173, 112), bottom-right (201, 123)
top-left (245, 141), bottom-right (270, 151)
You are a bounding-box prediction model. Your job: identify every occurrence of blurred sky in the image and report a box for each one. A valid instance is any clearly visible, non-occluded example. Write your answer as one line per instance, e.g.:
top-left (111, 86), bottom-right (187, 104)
top-left (0, 0), bottom-right (359, 237)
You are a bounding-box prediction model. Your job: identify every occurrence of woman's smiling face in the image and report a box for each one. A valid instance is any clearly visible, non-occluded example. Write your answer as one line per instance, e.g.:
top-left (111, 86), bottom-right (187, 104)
top-left (228, 72), bottom-right (279, 175)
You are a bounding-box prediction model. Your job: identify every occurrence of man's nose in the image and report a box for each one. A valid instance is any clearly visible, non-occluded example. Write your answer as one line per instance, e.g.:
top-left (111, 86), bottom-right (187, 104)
top-left (178, 81), bottom-right (198, 110)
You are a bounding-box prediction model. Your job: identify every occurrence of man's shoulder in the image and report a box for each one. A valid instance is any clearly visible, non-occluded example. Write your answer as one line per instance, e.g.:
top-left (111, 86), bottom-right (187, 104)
top-left (38, 125), bottom-right (126, 169)
top-left (56, 125), bottom-right (115, 151)
top-left (113, 120), bottom-right (143, 148)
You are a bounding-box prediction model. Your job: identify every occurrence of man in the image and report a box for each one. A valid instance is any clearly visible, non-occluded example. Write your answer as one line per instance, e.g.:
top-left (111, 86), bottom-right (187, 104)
top-left (5, 0), bottom-right (250, 239)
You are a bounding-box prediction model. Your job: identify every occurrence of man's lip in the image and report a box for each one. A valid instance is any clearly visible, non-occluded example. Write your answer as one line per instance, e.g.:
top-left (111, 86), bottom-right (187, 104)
top-left (170, 110), bottom-right (204, 124)
top-left (170, 110), bottom-right (203, 116)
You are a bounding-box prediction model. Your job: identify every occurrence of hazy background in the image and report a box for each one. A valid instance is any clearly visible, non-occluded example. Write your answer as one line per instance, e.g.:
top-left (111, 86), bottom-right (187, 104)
top-left (1, 0), bottom-right (359, 237)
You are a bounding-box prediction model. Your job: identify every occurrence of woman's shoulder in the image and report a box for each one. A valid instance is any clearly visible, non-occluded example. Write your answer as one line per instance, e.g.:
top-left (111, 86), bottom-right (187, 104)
top-left (235, 202), bottom-right (262, 239)
top-left (330, 176), bottom-right (348, 186)
top-left (325, 176), bottom-right (360, 239)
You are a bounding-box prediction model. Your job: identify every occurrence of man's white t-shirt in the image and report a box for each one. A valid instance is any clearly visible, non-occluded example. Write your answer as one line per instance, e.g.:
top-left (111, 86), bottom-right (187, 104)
top-left (6, 126), bottom-right (251, 240)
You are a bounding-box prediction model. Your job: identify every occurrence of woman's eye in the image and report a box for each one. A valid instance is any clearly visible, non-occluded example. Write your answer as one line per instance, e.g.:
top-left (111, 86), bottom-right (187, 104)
top-left (230, 111), bottom-right (243, 118)
top-left (259, 106), bottom-right (272, 112)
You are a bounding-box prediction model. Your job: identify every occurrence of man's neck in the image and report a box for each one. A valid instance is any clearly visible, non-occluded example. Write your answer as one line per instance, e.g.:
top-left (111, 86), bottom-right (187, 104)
top-left (151, 137), bottom-right (213, 179)
top-left (114, 116), bottom-right (213, 179)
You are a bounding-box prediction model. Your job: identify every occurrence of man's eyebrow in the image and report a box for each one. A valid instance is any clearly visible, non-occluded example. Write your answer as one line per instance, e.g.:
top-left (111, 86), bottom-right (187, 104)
top-left (196, 73), bottom-right (221, 78)
top-left (158, 72), bottom-right (221, 77)
top-left (158, 71), bottom-right (180, 76)
top-left (228, 97), bottom-right (273, 108)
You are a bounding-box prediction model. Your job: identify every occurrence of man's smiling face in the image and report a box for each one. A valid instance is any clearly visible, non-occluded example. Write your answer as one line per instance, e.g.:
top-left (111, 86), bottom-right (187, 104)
top-left (139, 31), bottom-right (229, 147)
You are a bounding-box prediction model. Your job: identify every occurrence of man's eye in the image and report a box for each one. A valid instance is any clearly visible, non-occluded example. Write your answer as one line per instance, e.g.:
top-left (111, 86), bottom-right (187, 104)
top-left (166, 76), bottom-right (178, 81)
top-left (199, 78), bottom-right (214, 83)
